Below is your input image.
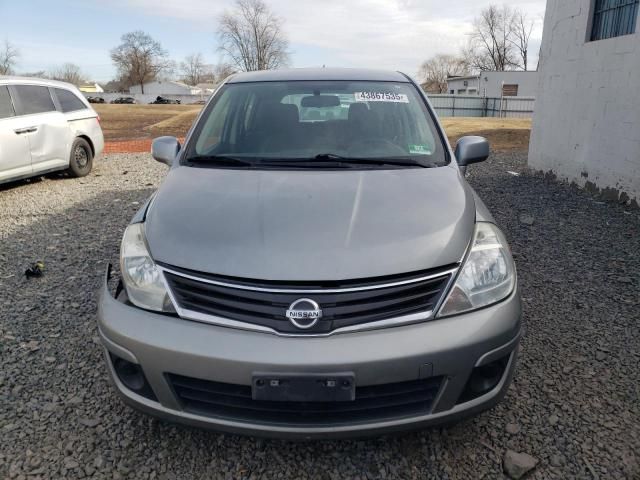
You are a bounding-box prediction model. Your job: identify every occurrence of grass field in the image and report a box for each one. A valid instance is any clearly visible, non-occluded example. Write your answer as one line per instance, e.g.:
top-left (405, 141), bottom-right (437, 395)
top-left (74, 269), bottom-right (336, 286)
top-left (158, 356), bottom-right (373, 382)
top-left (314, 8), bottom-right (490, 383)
top-left (94, 104), bottom-right (201, 141)
top-left (95, 104), bottom-right (531, 151)
top-left (440, 117), bottom-right (531, 152)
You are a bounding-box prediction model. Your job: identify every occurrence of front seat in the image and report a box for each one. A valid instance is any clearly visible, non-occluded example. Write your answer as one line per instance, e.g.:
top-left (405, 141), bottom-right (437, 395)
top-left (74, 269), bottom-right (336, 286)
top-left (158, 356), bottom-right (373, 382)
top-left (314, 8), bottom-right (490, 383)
top-left (254, 103), bottom-right (300, 153)
top-left (348, 103), bottom-right (373, 139)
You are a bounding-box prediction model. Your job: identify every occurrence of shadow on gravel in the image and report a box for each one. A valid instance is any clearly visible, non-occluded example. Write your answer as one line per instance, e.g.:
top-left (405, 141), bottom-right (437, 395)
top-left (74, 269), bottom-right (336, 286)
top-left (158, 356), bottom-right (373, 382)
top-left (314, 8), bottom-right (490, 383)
top-left (0, 152), bottom-right (638, 479)
top-left (0, 171), bottom-right (77, 193)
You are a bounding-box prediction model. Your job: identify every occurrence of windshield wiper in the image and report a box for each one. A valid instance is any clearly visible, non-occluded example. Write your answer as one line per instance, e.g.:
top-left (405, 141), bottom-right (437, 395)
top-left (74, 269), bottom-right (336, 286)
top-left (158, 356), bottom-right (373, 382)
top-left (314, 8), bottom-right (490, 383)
top-left (184, 155), bottom-right (261, 167)
top-left (185, 154), bottom-right (438, 169)
top-left (312, 154), bottom-right (437, 168)
top-left (314, 153), bottom-right (348, 161)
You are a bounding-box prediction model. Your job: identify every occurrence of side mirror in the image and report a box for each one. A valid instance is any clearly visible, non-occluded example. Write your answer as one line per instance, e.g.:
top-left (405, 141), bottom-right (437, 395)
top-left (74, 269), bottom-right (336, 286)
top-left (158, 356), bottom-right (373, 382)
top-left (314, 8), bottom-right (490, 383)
top-left (151, 136), bottom-right (181, 166)
top-left (455, 136), bottom-right (490, 167)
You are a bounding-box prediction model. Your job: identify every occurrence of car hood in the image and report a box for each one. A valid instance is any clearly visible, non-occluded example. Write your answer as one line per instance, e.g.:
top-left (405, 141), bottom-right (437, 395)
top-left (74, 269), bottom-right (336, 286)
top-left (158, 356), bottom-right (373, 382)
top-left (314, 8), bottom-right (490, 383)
top-left (144, 165), bottom-right (475, 281)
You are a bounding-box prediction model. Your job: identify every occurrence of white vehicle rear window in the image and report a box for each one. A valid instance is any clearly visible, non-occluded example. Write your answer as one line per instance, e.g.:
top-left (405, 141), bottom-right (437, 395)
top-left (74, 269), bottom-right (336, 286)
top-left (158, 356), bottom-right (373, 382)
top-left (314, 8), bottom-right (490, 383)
top-left (0, 86), bottom-right (15, 119)
top-left (13, 85), bottom-right (56, 116)
top-left (54, 88), bottom-right (87, 113)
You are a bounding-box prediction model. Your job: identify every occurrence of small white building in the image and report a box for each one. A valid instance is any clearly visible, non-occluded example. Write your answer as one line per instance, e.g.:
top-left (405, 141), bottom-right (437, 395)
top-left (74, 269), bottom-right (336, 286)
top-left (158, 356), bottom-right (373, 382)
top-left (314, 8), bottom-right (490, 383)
top-left (196, 82), bottom-right (218, 94)
top-left (447, 71), bottom-right (538, 97)
top-left (79, 83), bottom-right (104, 93)
top-left (528, 0), bottom-right (640, 205)
top-left (129, 80), bottom-right (199, 95)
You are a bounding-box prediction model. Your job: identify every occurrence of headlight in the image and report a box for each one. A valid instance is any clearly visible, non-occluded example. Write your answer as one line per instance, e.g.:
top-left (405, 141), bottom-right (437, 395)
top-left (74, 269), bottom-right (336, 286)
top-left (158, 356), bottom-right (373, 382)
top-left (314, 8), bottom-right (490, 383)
top-left (120, 223), bottom-right (174, 312)
top-left (438, 222), bottom-right (516, 317)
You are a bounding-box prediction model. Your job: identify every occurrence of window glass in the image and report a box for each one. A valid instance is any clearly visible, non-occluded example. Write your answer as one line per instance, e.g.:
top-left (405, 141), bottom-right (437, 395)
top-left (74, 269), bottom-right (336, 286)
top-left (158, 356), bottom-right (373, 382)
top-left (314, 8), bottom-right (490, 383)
top-left (13, 85), bottom-right (56, 115)
top-left (0, 86), bottom-right (15, 119)
top-left (54, 88), bottom-right (87, 113)
top-left (189, 81), bottom-right (444, 166)
top-left (591, 0), bottom-right (639, 41)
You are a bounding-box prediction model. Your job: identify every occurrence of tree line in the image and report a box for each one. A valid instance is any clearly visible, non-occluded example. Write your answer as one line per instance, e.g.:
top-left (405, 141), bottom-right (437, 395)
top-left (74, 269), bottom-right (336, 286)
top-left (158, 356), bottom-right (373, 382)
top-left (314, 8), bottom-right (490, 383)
top-left (420, 4), bottom-right (538, 94)
top-left (0, 42), bottom-right (89, 86)
top-left (1, 0), bottom-right (288, 92)
top-left (2, 1), bottom-right (536, 95)
top-left (110, 0), bottom-right (288, 92)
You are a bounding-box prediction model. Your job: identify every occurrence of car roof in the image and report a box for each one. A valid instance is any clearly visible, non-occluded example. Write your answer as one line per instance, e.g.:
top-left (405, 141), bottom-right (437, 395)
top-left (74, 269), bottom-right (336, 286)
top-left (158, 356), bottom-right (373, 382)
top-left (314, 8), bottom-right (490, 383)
top-left (227, 68), bottom-right (411, 84)
top-left (0, 76), bottom-right (79, 90)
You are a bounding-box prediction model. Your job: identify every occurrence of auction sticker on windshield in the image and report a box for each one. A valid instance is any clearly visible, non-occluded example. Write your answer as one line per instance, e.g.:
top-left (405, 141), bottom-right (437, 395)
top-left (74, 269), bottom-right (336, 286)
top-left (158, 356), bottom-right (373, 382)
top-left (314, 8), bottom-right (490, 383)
top-left (409, 144), bottom-right (432, 155)
top-left (354, 92), bottom-right (409, 103)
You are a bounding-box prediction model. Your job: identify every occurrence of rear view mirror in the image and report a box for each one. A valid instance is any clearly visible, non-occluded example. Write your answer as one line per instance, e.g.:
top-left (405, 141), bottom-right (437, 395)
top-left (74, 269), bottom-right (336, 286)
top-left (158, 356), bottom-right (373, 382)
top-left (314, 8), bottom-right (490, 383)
top-left (152, 136), bottom-right (181, 166)
top-left (301, 95), bottom-right (341, 108)
top-left (455, 136), bottom-right (490, 167)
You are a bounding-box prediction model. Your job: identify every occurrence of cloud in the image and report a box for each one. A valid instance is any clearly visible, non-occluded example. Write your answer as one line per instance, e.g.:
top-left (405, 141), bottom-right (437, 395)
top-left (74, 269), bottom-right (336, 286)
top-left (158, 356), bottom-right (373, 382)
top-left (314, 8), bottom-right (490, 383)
top-left (115, 0), bottom-right (546, 75)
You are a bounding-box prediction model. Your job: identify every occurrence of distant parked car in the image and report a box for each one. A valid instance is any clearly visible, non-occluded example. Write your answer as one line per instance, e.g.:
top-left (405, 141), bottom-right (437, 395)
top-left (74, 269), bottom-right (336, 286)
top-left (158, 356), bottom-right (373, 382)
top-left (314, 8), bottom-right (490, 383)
top-left (87, 96), bottom-right (105, 104)
top-left (151, 96), bottom-right (181, 105)
top-left (111, 97), bottom-right (136, 104)
top-left (0, 77), bottom-right (104, 184)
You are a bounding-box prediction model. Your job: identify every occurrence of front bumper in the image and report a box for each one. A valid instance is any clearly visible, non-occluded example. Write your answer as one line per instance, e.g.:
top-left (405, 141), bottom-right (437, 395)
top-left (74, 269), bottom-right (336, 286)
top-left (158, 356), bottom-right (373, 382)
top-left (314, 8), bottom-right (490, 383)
top-left (98, 272), bottom-right (522, 439)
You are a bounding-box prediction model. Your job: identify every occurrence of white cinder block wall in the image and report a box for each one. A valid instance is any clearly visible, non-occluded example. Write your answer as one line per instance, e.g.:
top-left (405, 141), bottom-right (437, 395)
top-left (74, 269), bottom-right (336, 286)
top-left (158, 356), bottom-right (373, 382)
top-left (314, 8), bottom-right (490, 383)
top-left (528, 0), bottom-right (640, 205)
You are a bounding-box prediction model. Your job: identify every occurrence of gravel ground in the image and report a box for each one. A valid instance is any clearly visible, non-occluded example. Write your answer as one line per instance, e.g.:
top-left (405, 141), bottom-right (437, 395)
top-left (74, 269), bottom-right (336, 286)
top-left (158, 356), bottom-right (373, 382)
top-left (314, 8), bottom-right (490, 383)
top-left (0, 153), bottom-right (638, 480)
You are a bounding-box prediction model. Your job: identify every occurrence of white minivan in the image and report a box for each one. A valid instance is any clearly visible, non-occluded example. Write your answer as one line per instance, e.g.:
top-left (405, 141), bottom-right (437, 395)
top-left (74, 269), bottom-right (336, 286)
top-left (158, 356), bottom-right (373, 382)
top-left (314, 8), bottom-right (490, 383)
top-left (0, 77), bottom-right (104, 184)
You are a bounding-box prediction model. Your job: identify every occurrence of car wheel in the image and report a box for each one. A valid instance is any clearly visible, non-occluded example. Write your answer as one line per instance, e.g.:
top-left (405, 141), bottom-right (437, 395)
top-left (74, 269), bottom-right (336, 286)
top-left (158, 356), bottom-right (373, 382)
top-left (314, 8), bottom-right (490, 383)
top-left (67, 138), bottom-right (93, 178)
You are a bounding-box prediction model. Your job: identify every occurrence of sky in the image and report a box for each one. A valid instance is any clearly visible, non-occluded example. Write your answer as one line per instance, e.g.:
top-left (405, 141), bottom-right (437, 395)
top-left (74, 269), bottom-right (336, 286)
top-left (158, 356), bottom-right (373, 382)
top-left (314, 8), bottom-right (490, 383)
top-left (0, 0), bottom-right (547, 83)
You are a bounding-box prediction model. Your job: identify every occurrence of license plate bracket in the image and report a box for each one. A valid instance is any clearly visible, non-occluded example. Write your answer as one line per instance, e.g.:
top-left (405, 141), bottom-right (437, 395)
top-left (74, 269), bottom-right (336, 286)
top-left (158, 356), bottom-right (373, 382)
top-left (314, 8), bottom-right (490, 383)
top-left (252, 373), bottom-right (355, 402)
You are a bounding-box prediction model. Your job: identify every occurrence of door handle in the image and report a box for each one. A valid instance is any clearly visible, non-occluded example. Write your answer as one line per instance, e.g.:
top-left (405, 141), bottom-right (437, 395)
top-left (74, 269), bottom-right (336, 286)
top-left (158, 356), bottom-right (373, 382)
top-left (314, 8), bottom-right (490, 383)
top-left (14, 126), bottom-right (38, 134)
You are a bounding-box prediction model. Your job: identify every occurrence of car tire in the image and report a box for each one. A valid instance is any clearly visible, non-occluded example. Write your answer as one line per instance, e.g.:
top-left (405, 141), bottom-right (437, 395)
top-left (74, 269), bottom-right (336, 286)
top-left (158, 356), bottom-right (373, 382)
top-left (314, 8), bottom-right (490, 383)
top-left (67, 138), bottom-right (93, 178)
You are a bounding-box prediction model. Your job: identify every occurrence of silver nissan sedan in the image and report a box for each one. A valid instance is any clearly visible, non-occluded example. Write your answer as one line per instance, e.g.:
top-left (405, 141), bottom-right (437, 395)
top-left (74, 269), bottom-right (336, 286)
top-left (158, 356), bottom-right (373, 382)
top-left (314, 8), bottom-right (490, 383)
top-left (98, 68), bottom-right (521, 439)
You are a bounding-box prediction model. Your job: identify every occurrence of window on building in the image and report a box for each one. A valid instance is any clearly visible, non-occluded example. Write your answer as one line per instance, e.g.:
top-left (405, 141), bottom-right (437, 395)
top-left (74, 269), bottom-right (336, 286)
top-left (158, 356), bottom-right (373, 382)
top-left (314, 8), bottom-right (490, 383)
top-left (502, 84), bottom-right (519, 97)
top-left (590, 0), bottom-right (639, 41)
top-left (457, 89), bottom-right (466, 94)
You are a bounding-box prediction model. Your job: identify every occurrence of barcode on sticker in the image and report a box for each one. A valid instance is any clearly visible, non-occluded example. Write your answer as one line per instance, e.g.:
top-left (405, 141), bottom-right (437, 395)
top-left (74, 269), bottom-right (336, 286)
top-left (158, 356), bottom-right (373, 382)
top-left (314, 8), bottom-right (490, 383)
top-left (354, 92), bottom-right (409, 103)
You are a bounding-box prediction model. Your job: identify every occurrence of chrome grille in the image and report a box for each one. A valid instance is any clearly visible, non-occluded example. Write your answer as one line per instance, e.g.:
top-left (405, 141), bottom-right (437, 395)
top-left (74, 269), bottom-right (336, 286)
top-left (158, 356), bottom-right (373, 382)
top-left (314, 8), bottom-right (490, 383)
top-left (162, 266), bottom-right (455, 335)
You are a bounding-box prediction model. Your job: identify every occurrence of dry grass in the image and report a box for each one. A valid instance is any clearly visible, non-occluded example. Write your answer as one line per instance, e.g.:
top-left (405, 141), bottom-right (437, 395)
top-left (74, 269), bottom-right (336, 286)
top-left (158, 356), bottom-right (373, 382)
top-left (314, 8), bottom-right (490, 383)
top-left (96, 104), bottom-right (531, 151)
top-left (441, 117), bottom-right (531, 152)
top-left (94, 104), bottom-right (201, 141)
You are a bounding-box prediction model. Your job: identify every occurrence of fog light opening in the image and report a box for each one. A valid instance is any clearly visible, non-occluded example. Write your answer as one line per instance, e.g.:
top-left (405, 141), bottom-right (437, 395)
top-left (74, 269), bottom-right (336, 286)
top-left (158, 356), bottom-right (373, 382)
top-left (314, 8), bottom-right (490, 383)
top-left (458, 354), bottom-right (510, 404)
top-left (110, 353), bottom-right (157, 401)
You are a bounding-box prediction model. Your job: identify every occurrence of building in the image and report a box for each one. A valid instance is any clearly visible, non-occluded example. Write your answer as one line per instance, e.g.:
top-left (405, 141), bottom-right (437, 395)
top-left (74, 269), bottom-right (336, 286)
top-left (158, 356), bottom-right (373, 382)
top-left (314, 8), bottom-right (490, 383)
top-left (129, 80), bottom-right (199, 95)
top-left (79, 83), bottom-right (104, 93)
top-left (196, 82), bottom-right (218, 95)
top-left (446, 75), bottom-right (481, 95)
top-left (528, 0), bottom-right (640, 205)
top-left (447, 71), bottom-right (538, 97)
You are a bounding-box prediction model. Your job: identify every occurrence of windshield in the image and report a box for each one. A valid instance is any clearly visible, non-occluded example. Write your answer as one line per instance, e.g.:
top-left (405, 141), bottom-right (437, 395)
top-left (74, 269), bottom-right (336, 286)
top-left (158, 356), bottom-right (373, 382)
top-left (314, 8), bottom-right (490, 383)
top-left (186, 80), bottom-right (446, 168)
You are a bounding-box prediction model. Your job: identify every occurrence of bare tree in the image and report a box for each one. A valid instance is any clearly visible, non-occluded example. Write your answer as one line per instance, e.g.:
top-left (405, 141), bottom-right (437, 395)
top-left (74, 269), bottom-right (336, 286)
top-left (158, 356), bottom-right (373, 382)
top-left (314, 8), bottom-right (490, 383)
top-left (419, 54), bottom-right (468, 93)
top-left (50, 63), bottom-right (84, 85)
top-left (104, 78), bottom-right (127, 93)
top-left (110, 31), bottom-right (172, 93)
top-left (218, 0), bottom-right (289, 72)
top-left (213, 62), bottom-right (237, 81)
top-left (180, 53), bottom-right (206, 86)
top-left (199, 65), bottom-right (217, 84)
top-left (21, 71), bottom-right (48, 78)
top-left (509, 10), bottom-right (536, 71)
top-left (0, 39), bottom-right (20, 75)
top-left (463, 5), bottom-right (519, 72)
